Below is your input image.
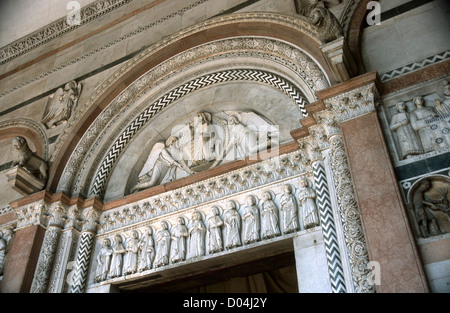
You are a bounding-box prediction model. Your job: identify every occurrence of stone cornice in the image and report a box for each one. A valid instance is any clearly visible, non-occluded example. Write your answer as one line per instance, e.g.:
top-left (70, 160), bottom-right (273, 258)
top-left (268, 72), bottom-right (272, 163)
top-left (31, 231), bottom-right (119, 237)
top-left (0, 0), bottom-right (135, 65)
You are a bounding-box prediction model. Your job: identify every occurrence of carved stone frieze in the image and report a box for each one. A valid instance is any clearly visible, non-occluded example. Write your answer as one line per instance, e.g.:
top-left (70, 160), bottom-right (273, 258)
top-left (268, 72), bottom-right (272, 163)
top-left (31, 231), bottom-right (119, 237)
top-left (98, 150), bottom-right (308, 234)
top-left (0, 0), bottom-right (135, 65)
top-left (90, 173), bottom-right (320, 286)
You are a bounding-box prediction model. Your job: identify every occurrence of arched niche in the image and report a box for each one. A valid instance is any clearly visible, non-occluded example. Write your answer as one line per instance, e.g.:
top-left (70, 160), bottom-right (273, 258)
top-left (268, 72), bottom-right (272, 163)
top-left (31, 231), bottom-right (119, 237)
top-left (52, 12), bottom-right (334, 201)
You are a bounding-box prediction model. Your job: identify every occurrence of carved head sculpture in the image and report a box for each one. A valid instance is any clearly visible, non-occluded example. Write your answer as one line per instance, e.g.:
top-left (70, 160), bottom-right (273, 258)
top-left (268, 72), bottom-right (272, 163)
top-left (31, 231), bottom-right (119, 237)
top-left (283, 184), bottom-right (293, 194)
top-left (413, 96), bottom-right (424, 107)
top-left (165, 136), bottom-right (178, 147)
top-left (396, 102), bottom-right (406, 112)
top-left (103, 238), bottom-right (112, 247)
top-left (246, 195), bottom-right (256, 205)
top-left (262, 191), bottom-right (272, 201)
top-left (226, 200), bottom-right (237, 210)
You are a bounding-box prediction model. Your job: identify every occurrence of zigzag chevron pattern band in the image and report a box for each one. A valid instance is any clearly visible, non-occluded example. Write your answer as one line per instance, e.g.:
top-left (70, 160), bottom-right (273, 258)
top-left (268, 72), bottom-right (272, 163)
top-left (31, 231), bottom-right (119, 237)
top-left (90, 69), bottom-right (309, 197)
top-left (312, 161), bottom-right (347, 293)
top-left (69, 232), bottom-right (94, 293)
top-left (380, 50), bottom-right (450, 81)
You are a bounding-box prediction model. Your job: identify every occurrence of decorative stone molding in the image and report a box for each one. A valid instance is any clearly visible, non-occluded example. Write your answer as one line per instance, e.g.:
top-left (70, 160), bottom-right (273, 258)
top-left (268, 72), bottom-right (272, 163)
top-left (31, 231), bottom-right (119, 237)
top-left (0, 0), bottom-right (135, 65)
top-left (5, 166), bottom-right (46, 196)
top-left (320, 37), bottom-right (358, 83)
top-left (323, 82), bottom-right (379, 122)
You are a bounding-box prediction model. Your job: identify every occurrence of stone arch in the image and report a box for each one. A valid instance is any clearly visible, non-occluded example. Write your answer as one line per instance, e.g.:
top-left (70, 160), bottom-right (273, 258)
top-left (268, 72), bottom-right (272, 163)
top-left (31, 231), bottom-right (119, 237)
top-left (50, 12), bottom-right (335, 199)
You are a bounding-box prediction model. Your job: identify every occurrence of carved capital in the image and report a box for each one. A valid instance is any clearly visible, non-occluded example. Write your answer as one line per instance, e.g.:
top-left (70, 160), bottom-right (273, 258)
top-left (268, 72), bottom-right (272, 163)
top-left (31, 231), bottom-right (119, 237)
top-left (80, 207), bottom-right (101, 233)
top-left (323, 83), bottom-right (379, 123)
top-left (15, 201), bottom-right (48, 229)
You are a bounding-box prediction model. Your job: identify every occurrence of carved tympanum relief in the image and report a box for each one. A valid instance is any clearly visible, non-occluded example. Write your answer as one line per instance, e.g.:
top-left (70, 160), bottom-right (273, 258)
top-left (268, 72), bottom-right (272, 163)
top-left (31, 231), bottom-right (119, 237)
top-left (388, 83), bottom-right (450, 161)
top-left (130, 111), bottom-right (277, 193)
top-left (92, 177), bottom-right (320, 284)
top-left (408, 176), bottom-right (450, 238)
top-left (42, 81), bottom-right (82, 129)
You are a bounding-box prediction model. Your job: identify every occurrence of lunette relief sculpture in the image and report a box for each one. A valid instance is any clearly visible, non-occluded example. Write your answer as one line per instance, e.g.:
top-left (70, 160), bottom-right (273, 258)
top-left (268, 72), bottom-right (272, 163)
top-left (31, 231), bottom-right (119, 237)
top-left (130, 111), bottom-right (276, 193)
top-left (42, 81), bottom-right (82, 129)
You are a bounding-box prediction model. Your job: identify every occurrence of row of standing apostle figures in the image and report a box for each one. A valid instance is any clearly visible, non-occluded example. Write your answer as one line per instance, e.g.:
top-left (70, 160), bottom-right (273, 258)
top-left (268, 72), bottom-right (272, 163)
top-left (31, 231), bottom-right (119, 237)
top-left (94, 180), bottom-right (320, 282)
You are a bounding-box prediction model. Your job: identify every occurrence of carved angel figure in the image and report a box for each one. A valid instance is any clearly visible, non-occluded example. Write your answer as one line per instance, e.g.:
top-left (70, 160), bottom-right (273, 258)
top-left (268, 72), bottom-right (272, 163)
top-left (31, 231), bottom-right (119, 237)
top-left (41, 80), bottom-right (82, 129)
top-left (224, 200), bottom-right (242, 249)
top-left (131, 136), bottom-right (190, 193)
top-left (206, 207), bottom-right (224, 254)
top-left (298, 179), bottom-right (320, 229)
top-left (94, 238), bottom-right (113, 282)
top-left (261, 191), bottom-right (281, 239)
top-left (280, 184), bottom-right (300, 234)
top-left (242, 195), bottom-right (260, 245)
top-left (189, 211), bottom-right (206, 259)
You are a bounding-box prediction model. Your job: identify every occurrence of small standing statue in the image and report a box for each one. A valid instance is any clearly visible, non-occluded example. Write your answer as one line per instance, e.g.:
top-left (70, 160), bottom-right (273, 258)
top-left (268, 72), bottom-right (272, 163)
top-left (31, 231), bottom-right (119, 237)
top-left (137, 226), bottom-right (155, 272)
top-left (94, 238), bottom-right (113, 282)
top-left (189, 211), bottom-right (206, 259)
top-left (242, 195), bottom-right (261, 245)
top-left (108, 235), bottom-right (126, 279)
top-left (280, 184), bottom-right (300, 234)
top-left (123, 230), bottom-right (140, 275)
top-left (206, 207), bottom-right (224, 254)
top-left (170, 217), bottom-right (188, 263)
top-left (261, 191), bottom-right (281, 239)
top-left (298, 179), bottom-right (320, 229)
top-left (224, 200), bottom-right (242, 250)
top-left (154, 221), bottom-right (171, 268)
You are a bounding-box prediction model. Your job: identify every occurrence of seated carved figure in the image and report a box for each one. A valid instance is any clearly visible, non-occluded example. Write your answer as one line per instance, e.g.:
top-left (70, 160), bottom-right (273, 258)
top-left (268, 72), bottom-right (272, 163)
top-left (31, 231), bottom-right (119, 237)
top-left (11, 136), bottom-right (48, 181)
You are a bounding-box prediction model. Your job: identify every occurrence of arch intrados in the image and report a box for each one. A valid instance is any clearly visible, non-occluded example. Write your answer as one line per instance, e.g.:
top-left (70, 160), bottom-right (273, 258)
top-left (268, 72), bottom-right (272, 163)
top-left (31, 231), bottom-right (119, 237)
top-left (48, 14), bottom-right (333, 193)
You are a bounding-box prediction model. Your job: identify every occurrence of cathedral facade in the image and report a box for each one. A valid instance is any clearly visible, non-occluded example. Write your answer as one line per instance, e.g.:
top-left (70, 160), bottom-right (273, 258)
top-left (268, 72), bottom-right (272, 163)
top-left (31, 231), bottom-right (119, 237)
top-left (0, 0), bottom-right (449, 293)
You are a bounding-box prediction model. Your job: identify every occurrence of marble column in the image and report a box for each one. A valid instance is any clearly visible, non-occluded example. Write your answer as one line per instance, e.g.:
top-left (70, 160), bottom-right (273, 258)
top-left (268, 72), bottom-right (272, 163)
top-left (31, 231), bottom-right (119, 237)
top-left (69, 207), bottom-right (101, 293)
top-left (30, 202), bottom-right (67, 293)
top-left (0, 200), bottom-right (47, 293)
